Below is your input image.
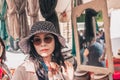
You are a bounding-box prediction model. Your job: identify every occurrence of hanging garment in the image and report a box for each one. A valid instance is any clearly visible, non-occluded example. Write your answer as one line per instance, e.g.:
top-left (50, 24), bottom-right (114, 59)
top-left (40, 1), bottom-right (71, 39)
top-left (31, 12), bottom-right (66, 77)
top-left (14, 0), bottom-right (29, 39)
top-left (58, 0), bottom-right (71, 23)
top-left (0, 0), bottom-right (4, 13)
top-left (71, 26), bottom-right (76, 56)
top-left (0, 0), bottom-right (8, 41)
top-left (6, 0), bottom-right (20, 40)
top-left (39, 0), bottom-right (60, 34)
top-left (59, 11), bottom-right (69, 23)
top-left (26, 0), bottom-right (39, 29)
top-left (110, 9), bottom-right (120, 39)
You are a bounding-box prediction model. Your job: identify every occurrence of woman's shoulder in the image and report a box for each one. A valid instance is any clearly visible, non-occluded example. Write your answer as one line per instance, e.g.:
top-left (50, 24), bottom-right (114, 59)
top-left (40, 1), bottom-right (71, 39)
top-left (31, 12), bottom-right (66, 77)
top-left (12, 60), bottom-right (38, 80)
top-left (16, 59), bottom-right (36, 73)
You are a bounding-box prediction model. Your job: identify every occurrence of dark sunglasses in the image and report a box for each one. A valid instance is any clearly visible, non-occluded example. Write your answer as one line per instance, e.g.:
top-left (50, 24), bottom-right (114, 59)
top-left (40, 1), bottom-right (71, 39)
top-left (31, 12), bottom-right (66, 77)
top-left (31, 35), bottom-right (54, 46)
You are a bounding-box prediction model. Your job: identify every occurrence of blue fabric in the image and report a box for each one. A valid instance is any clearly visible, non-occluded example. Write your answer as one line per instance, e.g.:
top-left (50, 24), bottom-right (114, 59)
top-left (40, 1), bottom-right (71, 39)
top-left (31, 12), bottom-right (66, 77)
top-left (71, 26), bottom-right (76, 56)
top-left (87, 42), bottom-right (105, 67)
top-left (41, 61), bottom-right (48, 72)
top-left (80, 48), bottom-right (85, 64)
top-left (0, 0), bottom-right (8, 40)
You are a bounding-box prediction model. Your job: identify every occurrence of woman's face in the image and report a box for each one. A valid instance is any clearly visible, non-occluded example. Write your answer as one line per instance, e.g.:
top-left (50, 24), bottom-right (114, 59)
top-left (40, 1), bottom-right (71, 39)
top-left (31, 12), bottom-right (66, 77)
top-left (32, 33), bottom-right (55, 58)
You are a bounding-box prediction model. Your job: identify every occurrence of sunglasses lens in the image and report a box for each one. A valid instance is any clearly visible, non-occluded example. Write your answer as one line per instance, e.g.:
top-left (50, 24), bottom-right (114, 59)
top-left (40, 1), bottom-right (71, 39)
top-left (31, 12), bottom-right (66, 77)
top-left (32, 35), bottom-right (53, 45)
top-left (33, 38), bottom-right (41, 45)
top-left (44, 36), bottom-right (53, 43)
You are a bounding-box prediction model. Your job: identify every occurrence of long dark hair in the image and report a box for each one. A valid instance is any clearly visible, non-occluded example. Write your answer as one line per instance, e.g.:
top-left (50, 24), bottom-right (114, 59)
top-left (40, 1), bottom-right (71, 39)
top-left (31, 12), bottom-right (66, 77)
top-left (0, 37), bottom-right (6, 63)
top-left (85, 8), bottom-right (98, 42)
top-left (52, 34), bottom-right (65, 66)
top-left (28, 34), bottom-right (65, 79)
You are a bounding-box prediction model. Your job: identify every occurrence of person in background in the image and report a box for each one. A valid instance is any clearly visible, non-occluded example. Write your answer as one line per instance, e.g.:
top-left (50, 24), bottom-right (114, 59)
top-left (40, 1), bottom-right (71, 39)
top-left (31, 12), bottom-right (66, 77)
top-left (84, 37), bottom-right (105, 67)
top-left (79, 35), bottom-right (86, 64)
top-left (11, 21), bottom-right (74, 80)
top-left (0, 37), bottom-right (12, 80)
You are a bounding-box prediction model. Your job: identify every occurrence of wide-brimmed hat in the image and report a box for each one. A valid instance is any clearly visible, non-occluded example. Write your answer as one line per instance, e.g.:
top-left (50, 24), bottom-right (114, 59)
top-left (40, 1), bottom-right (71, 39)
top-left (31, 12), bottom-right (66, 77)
top-left (19, 21), bottom-right (66, 54)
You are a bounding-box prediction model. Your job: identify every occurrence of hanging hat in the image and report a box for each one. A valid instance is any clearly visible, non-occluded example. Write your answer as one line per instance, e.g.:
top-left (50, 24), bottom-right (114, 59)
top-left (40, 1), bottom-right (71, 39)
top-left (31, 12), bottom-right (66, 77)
top-left (19, 21), bottom-right (66, 54)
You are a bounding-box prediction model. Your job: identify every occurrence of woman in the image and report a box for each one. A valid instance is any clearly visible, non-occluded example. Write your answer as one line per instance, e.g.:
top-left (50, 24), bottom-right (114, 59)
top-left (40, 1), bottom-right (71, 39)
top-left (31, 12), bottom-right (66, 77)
top-left (12, 21), bottom-right (74, 80)
top-left (84, 38), bottom-right (105, 67)
top-left (0, 37), bottom-right (12, 80)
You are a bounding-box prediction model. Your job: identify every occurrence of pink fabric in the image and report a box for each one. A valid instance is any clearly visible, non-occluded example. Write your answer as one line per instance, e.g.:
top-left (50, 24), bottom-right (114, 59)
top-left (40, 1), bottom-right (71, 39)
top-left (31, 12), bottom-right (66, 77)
top-left (113, 71), bottom-right (120, 79)
top-left (0, 67), bottom-right (3, 79)
top-left (111, 58), bottom-right (120, 79)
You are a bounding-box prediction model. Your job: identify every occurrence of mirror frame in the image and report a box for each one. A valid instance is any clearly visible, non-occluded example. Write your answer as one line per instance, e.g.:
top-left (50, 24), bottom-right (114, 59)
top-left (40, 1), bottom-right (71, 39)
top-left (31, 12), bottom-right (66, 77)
top-left (72, 0), bottom-right (114, 74)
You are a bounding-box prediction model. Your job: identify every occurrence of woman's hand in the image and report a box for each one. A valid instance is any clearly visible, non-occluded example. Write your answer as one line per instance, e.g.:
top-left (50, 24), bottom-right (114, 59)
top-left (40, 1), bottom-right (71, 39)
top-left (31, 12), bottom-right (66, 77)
top-left (61, 61), bottom-right (74, 80)
top-left (47, 62), bottom-right (59, 80)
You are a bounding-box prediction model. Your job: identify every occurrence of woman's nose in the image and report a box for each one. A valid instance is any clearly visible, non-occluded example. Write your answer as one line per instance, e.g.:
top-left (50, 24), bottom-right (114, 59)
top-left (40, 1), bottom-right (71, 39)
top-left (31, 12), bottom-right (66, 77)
top-left (40, 39), bottom-right (46, 47)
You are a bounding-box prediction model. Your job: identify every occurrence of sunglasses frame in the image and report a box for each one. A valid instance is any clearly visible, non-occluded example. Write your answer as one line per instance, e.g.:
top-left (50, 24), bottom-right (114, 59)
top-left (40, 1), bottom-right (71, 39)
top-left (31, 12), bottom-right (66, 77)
top-left (31, 34), bottom-right (54, 46)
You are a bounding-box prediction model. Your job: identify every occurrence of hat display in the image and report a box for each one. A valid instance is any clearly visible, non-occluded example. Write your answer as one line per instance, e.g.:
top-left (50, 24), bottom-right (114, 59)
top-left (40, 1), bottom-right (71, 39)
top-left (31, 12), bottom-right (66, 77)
top-left (19, 21), bottom-right (66, 54)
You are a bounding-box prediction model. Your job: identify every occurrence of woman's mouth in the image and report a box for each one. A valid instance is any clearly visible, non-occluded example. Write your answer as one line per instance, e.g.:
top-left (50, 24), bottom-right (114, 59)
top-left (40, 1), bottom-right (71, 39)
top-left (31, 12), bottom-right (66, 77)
top-left (41, 49), bottom-right (49, 52)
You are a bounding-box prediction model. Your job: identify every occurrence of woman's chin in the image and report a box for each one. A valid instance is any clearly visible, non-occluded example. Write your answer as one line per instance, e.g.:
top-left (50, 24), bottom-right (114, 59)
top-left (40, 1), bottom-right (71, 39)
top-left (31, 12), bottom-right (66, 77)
top-left (40, 53), bottom-right (49, 57)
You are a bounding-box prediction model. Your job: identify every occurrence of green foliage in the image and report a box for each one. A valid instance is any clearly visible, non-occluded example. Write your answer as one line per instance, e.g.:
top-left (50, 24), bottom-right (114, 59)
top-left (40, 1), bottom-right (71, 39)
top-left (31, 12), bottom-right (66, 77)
top-left (76, 11), bottom-right (103, 22)
top-left (77, 14), bottom-right (85, 22)
top-left (96, 11), bottom-right (103, 22)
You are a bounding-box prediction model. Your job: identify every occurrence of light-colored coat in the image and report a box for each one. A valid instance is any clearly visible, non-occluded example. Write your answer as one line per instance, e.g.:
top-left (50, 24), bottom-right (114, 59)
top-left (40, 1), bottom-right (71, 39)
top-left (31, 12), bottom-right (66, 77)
top-left (11, 59), bottom-right (74, 80)
top-left (11, 60), bottom-right (38, 80)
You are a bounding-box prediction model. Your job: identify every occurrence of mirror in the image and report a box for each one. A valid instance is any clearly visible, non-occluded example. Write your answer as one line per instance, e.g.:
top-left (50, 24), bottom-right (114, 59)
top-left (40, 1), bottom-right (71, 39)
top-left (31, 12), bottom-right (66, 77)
top-left (77, 10), bottom-right (106, 67)
top-left (72, 0), bottom-right (114, 74)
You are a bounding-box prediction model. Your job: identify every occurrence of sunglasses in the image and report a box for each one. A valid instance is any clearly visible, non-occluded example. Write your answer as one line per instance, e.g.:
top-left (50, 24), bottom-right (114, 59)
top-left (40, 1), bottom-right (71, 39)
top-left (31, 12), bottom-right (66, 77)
top-left (31, 35), bottom-right (54, 46)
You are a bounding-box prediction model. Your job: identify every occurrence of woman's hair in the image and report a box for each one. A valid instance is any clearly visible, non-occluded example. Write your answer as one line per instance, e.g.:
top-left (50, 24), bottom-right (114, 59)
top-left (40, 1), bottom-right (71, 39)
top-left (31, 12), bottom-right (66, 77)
top-left (52, 34), bottom-right (65, 66)
top-left (28, 34), bottom-right (65, 79)
top-left (85, 8), bottom-right (98, 42)
top-left (79, 35), bottom-right (86, 49)
top-left (29, 34), bottom-right (65, 67)
top-left (0, 37), bottom-right (6, 62)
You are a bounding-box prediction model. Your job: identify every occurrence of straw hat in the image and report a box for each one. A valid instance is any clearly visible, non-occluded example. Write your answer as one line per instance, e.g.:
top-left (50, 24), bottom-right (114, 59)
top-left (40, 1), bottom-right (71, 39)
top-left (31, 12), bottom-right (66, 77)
top-left (19, 21), bottom-right (66, 54)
